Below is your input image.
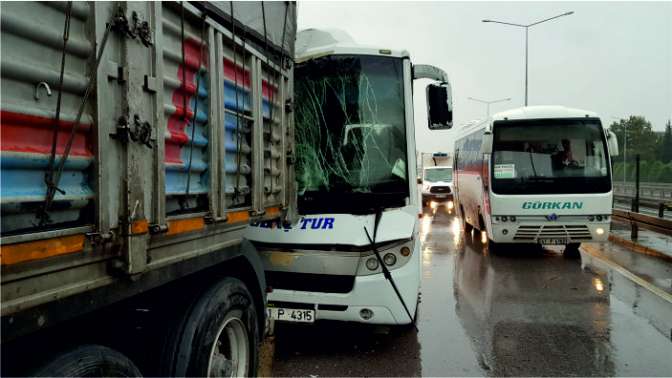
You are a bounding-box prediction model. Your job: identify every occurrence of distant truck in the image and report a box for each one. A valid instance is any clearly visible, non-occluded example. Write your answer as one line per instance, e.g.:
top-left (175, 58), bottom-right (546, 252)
top-left (1, 2), bottom-right (296, 376)
top-left (420, 152), bottom-right (454, 209)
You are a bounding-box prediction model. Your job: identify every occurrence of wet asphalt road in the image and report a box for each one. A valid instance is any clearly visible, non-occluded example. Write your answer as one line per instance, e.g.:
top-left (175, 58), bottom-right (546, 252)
top-left (271, 210), bottom-right (672, 376)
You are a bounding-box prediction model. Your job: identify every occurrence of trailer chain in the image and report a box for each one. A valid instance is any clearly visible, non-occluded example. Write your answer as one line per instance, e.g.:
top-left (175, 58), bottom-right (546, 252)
top-left (39, 9), bottom-right (117, 226)
top-left (40, 1), bottom-right (73, 226)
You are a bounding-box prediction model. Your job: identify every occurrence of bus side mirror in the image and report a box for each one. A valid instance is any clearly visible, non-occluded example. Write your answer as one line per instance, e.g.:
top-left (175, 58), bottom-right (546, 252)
top-left (607, 131), bottom-right (619, 156)
top-left (426, 83), bottom-right (453, 130)
top-left (480, 132), bottom-right (493, 154)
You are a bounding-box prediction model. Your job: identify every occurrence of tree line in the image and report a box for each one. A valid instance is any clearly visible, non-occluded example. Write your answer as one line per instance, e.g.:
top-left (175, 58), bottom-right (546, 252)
top-left (609, 116), bottom-right (672, 183)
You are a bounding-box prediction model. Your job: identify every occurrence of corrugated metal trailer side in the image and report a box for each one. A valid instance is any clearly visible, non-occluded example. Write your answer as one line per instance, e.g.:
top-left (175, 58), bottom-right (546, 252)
top-left (1, 1), bottom-right (295, 353)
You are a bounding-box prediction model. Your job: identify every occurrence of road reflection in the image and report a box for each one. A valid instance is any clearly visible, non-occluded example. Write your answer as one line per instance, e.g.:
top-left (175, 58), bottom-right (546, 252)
top-left (453, 235), bottom-right (614, 376)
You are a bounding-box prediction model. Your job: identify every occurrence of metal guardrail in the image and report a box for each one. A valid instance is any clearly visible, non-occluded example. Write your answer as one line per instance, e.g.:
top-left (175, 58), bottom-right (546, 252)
top-left (614, 195), bottom-right (672, 218)
top-left (613, 182), bottom-right (672, 202)
top-left (612, 209), bottom-right (672, 238)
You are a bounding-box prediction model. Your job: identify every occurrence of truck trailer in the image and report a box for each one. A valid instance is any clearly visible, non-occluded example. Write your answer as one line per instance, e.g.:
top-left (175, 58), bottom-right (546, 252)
top-left (1, 2), bottom-right (296, 376)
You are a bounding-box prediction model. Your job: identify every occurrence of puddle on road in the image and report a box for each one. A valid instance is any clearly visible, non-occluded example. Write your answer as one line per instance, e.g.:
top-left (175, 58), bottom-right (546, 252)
top-left (421, 211), bottom-right (672, 377)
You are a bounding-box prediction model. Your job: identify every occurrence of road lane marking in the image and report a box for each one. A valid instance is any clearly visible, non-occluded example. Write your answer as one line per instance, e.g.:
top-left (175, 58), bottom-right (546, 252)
top-left (581, 243), bottom-right (672, 305)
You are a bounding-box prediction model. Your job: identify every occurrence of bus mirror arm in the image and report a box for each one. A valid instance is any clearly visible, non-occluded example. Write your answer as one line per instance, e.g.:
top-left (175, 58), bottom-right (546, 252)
top-left (480, 132), bottom-right (493, 155)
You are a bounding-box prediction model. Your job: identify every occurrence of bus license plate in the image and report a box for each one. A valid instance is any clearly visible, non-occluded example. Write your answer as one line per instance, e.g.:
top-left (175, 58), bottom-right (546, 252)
top-left (267, 307), bottom-right (315, 323)
top-left (538, 238), bottom-right (567, 245)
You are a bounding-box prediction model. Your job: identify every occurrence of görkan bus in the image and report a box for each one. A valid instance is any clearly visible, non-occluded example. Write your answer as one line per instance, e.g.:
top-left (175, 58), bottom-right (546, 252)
top-left (246, 29), bottom-right (454, 325)
top-left (453, 106), bottom-right (619, 257)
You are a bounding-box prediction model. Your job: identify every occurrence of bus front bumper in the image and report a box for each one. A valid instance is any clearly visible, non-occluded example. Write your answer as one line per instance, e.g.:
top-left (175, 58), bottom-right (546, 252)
top-left (265, 248), bottom-right (421, 325)
top-left (489, 221), bottom-right (611, 244)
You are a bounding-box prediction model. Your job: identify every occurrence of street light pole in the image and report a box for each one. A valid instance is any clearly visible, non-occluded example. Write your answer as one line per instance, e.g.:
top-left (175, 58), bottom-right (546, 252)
top-left (468, 97), bottom-right (512, 117)
top-left (483, 11), bottom-right (574, 106)
top-left (525, 28), bottom-right (528, 106)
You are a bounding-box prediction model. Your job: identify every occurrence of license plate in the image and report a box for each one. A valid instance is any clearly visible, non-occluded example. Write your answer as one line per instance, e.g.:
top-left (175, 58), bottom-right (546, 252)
top-left (435, 194), bottom-right (447, 199)
top-left (538, 238), bottom-right (567, 245)
top-left (267, 307), bottom-right (315, 323)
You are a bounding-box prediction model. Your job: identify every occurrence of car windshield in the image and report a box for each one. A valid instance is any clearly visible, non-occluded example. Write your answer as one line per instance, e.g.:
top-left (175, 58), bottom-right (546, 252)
top-left (492, 118), bottom-right (611, 194)
top-left (425, 168), bottom-right (453, 182)
top-left (294, 55), bottom-right (408, 213)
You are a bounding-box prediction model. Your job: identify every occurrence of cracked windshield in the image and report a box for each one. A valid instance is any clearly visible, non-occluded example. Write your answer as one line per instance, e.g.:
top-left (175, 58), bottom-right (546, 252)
top-left (295, 55), bottom-right (408, 212)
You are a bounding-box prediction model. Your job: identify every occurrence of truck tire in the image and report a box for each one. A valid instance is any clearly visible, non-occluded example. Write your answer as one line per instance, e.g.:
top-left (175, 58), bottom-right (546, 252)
top-left (162, 277), bottom-right (259, 377)
top-left (32, 344), bottom-right (141, 377)
top-left (563, 243), bottom-right (581, 259)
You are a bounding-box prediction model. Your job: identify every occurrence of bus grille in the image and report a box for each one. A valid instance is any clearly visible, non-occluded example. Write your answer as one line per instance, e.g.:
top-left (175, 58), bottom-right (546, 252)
top-left (513, 225), bottom-right (592, 241)
top-left (266, 271), bottom-right (355, 293)
top-left (430, 186), bottom-right (451, 194)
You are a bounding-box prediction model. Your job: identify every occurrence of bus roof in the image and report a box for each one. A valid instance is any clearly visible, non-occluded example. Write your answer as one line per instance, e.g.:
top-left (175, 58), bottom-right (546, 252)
top-left (492, 106), bottom-right (600, 122)
top-left (296, 28), bottom-right (409, 62)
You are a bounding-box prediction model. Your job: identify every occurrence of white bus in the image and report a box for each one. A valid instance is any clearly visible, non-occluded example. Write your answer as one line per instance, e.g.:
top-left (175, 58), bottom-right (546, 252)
top-left (453, 106), bottom-right (619, 257)
top-left (246, 28), bottom-right (454, 325)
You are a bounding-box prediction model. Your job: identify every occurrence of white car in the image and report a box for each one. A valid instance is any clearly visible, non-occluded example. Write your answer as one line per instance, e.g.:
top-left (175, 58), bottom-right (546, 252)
top-left (421, 166), bottom-right (454, 208)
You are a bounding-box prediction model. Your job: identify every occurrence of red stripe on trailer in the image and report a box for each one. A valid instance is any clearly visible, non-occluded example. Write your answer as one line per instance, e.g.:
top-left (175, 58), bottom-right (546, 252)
top-left (0, 110), bottom-right (93, 157)
top-left (166, 37), bottom-right (207, 165)
top-left (223, 59), bottom-right (251, 88)
top-left (262, 80), bottom-right (278, 101)
top-left (223, 58), bottom-right (278, 101)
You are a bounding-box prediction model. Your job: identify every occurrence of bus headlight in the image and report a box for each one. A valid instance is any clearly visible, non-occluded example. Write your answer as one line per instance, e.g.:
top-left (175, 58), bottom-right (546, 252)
top-left (400, 246), bottom-right (411, 257)
top-left (383, 253), bottom-right (397, 266)
top-left (366, 257), bottom-right (379, 270)
top-left (447, 201), bottom-right (454, 210)
top-left (596, 227), bottom-right (605, 235)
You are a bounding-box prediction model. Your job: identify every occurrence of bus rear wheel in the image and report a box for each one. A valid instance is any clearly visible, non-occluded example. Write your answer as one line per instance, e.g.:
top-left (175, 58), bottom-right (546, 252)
top-left (563, 243), bottom-right (581, 259)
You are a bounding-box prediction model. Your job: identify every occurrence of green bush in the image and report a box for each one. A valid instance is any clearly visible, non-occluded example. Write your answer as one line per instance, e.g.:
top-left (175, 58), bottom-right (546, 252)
top-left (612, 161), bottom-right (672, 183)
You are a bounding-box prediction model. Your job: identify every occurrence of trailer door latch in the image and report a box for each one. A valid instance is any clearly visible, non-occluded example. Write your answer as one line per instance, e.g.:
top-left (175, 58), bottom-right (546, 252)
top-left (111, 115), bottom-right (154, 148)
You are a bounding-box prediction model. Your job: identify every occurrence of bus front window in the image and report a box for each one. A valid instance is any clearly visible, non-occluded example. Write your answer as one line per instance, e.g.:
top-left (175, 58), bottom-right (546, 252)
top-left (294, 55), bottom-right (408, 214)
top-left (491, 119), bottom-right (611, 194)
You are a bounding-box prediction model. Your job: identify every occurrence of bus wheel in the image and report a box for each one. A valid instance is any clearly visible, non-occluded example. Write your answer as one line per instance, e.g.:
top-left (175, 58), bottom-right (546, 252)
top-left (461, 207), bottom-right (473, 233)
top-left (563, 243), bottom-right (581, 259)
top-left (162, 277), bottom-right (259, 377)
top-left (33, 344), bottom-right (141, 377)
top-left (488, 240), bottom-right (503, 253)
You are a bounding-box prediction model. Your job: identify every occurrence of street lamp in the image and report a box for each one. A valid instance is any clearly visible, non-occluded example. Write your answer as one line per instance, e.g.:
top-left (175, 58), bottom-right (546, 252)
top-left (467, 97), bottom-right (511, 117)
top-left (482, 11), bottom-right (574, 106)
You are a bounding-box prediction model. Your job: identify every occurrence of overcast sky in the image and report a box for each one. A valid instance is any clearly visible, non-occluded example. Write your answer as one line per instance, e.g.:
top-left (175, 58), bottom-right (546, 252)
top-left (297, 1), bottom-right (672, 153)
